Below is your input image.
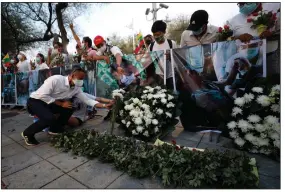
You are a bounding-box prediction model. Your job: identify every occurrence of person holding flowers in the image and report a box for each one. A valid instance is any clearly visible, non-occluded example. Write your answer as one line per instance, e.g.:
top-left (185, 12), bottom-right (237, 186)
top-left (226, 2), bottom-right (280, 76)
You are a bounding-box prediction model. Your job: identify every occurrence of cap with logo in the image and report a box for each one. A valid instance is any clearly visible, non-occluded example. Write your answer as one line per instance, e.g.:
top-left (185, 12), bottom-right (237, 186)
top-left (187, 10), bottom-right (209, 31)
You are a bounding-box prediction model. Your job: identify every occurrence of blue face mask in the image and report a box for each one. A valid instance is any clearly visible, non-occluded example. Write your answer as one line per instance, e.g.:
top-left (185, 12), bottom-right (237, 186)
top-left (193, 26), bottom-right (204, 36)
top-left (239, 3), bottom-right (258, 15)
top-left (247, 48), bottom-right (259, 60)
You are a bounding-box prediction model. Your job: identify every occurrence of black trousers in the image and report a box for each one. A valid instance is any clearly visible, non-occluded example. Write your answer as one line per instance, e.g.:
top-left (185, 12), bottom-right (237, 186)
top-left (24, 98), bottom-right (73, 136)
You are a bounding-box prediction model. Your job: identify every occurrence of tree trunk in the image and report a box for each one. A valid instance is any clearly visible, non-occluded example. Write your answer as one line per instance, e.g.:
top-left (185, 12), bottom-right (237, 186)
top-left (55, 3), bottom-right (69, 53)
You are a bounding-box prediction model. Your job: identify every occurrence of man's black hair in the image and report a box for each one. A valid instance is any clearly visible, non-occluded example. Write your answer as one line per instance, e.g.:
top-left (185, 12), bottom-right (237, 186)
top-left (83, 36), bottom-right (92, 48)
top-left (71, 66), bottom-right (86, 74)
top-left (151, 20), bottom-right (167, 33)
top-left (37, 53), bottom-right (45, 63)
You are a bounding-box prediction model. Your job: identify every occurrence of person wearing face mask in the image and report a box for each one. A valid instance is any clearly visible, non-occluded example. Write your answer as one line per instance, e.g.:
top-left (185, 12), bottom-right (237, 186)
top-left (47, 42), bottom-right (69, 68)
top-left (94, 35), bottom-right (123, 74)
top-left (69, 24), bottom-right (110, 65)
top-left (148, 20), bottom-right (178, 90)
top-left (22, 67), bottom-right (114, 146)
top-left (34, 53), bottom-right (49, 70)
top-left (180, 10), bottom-right (219, 47)
top-left (227, 2), bottom-right (280, 76)
top-left (17, 52), bottom-right (31, 72)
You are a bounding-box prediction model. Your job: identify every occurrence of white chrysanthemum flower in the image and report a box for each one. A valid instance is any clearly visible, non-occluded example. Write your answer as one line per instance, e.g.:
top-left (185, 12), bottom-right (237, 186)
top-left (148, 88), bottom-right (154, 93)
top-left (257, 95), bottom-right (271, 107)
top-left (227, 121), bottom-right (237, 129)
top-left (147, 113), bottom-right (153, 119)
top-left (249, 149), bottom-right (259, 153)
top-left (133, 98), bottom-right (140, 104)
top-left (145, 118), bottom-right (152, 126)
top-left (271, 85), bottom-right (280, 92)
top-left (132, 130), bottom-right (138, 135)
top-left (152, 119), bottom-right (158, 125)
top-left (273, 140), bottom-right (280, 148)
top-left (271, 104), bottom-right (280, 113)
top-left (235, 137), bottom-right (245, 147)
top-left (165, 112), bottom-right (172, 118)
top-left (168, 95), bottom-right (174, 100)
top-left (141, 104), bottom-right (149, 109)
top-left (147, 94), bottom-right (153, 99)
top-left (265, 115), bottom-right (279, 125)
top-left (136, 126), bottom-right (144, 133)
top-left (134, 117), bottom-right (143, 125)
top-left (255, 124), bottom-right (266, 132)
top-left (154, 127), bottom-right (159, 133)
top-left (143, 130), bottom-right (149, 137)
top-left (161, 98), bottom-right (167, 104)
top-left (243, 93), bottom-right (254, 103)
top-left (156, 109), bottom-right (163, 115)
top-left (245, 133), bottom-right (255, 142)
top-left (119, 110), bottom-right (124, 116)
top-left (159, 93), bottom-right (166, 98)
top-left (112, 93), bottom-right (123, 100)
top-left (155, 86), bottom-right (161, 90)
top-left (269, 132), bottom-right (279, 140)
top-left (153, 100), bottom-right (157, 105)
top-left (252, 87), bottom-right (263, 93)
top-left (130, 110), bottom-right (139, 117)
top-left (126, 121), bottom-right (131, 128)
top-left (153, 94), bottom-right (160, 99)
top-left (124, 105), bottom-right (132, 111)
top-left (238, 120), bottom-right (251, 132)
top-left (166, 102), bottom-right (175, 108)
top-left (260, 133), bottom-right (267, 139)
top-left (229, 130), bottom-right (239, 138)
top-left (273, 123), bottom-right (281, 133)
top-left (145, 86), bottom-right (151, 90)
top-left (234, 97), bottom-right (245, 107)
top-left (121, 120), bottom-right (126, 124)
top-left (143, 90), bottom-right (148, 94)
top-left (232, 107), bottom-right (242, 117)
top-left (247, 115), bottom-right (261, 123)
top-left (257, 138), bottom-right (269, 146)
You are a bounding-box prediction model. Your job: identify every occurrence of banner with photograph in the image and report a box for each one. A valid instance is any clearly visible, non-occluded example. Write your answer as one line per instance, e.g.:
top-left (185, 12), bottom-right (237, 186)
top-left (2, 73), bottom-right (16, 104)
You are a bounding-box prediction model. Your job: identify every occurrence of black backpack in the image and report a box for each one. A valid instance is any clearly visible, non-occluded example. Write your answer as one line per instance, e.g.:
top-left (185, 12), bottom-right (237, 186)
top-left (149, 39), bottom-right (173, 52)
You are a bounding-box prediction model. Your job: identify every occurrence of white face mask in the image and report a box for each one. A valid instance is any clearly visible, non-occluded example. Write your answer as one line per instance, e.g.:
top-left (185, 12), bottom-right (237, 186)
top-left (99, 44), bottom-right (107, 53)
top-left (53, 49), bottom-right (59, 55)
top-left (72, 79), bottom-right (84, 87)
top-left (17, 55), bottom-right (23, 60)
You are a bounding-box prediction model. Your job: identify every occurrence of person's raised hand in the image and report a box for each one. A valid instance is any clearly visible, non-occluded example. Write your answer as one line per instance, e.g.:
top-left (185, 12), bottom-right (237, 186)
top-left (48, 48), bottom-right (52, 56)
top-left (69, 23), bottom-right (74, 29)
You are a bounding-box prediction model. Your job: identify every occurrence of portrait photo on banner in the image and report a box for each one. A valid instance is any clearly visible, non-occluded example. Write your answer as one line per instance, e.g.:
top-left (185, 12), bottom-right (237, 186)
top-left (2, 73), bottom-right (16, 104)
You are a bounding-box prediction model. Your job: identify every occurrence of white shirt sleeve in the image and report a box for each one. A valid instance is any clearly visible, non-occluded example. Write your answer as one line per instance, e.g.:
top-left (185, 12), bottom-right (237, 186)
top-left (84, 92), bottom-right (96, 100)
top-left (171, 40), bottom-right (178, 49)
top-left (76, 91), bottom-right (99, 107)
top-left (30, 76), bottom-right (56, 104)
top-left (27, 60), bottom-right (32, 71)
top-left (180, 31), bottom-right (186, 48)
top-left (110, 46), bottom-right (123, 56)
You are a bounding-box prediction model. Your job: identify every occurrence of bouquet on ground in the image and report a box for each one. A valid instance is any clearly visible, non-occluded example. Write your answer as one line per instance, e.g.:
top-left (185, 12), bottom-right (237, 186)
top-left (112, 86), bottom-right (181, 141)
top-left (216, 25), bottom-right (234, 42)
top-left (227, 85), bottom-right (280, 156)
top-left (248, 11), bottom-right (278, 35)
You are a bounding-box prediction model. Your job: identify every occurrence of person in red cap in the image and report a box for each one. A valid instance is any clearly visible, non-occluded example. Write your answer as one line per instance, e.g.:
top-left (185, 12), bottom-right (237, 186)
top-left (94, 35), bottom-right (124, 75)
top-left (69, 24), bottom-right (110, 64)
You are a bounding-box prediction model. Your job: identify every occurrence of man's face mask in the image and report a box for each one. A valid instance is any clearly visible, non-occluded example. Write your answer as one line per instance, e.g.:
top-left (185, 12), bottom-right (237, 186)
top-left (239, 3), bottom-right (258, 15)
top-left (240, 47), bottom-right (259, 60)
top-left (17, 55), bottom-right (23, 60)
top-left (72, 78), bottom-right (84, 87)
top-left (99, 44), bottom-right (107, 53)
top-left (154, 35), bottom-right (165, 43)
top-left (193, 25), bottom-right (206, 36)
top-left (36, 57), bottom-right (41, 64)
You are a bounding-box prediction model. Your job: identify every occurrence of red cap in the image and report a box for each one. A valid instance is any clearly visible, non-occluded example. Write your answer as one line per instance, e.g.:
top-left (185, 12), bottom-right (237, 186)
top-left (94, 36), bottom-right (105, 46)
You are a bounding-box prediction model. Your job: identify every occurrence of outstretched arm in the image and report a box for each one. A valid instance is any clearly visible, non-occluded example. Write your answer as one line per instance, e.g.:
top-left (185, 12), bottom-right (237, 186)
top-left (69, 23), bottom-right (82, 48)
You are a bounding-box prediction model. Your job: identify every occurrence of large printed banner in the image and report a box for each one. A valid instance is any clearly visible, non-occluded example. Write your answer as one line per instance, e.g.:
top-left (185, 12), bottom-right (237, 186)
top-left (1, 40), bottom-right (266, 106)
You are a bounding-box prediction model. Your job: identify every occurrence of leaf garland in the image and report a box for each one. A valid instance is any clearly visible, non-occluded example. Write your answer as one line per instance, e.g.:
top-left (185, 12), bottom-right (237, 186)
top-left (50, 129), bottom-right (258, 189)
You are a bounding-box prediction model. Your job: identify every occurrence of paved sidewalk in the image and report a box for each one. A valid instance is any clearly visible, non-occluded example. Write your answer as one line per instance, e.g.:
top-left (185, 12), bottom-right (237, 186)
top-left (1, 109), bottom-right (280, 189)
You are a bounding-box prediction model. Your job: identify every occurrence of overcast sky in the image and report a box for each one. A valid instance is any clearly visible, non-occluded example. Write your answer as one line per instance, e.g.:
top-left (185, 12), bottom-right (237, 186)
top-left (26, 3), bottom-right (239, 59)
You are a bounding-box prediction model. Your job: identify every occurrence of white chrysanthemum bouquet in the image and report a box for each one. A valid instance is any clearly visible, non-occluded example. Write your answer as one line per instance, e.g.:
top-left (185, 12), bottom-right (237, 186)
top-left (227, 85), bottom-right (280, 155)
top-left (112, 86), bottom-right (181, 141)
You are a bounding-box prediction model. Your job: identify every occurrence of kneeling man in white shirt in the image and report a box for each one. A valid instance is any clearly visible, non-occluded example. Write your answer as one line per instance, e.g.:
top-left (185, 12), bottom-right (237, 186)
top-left (22, 67), bottom-right (113, 146)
